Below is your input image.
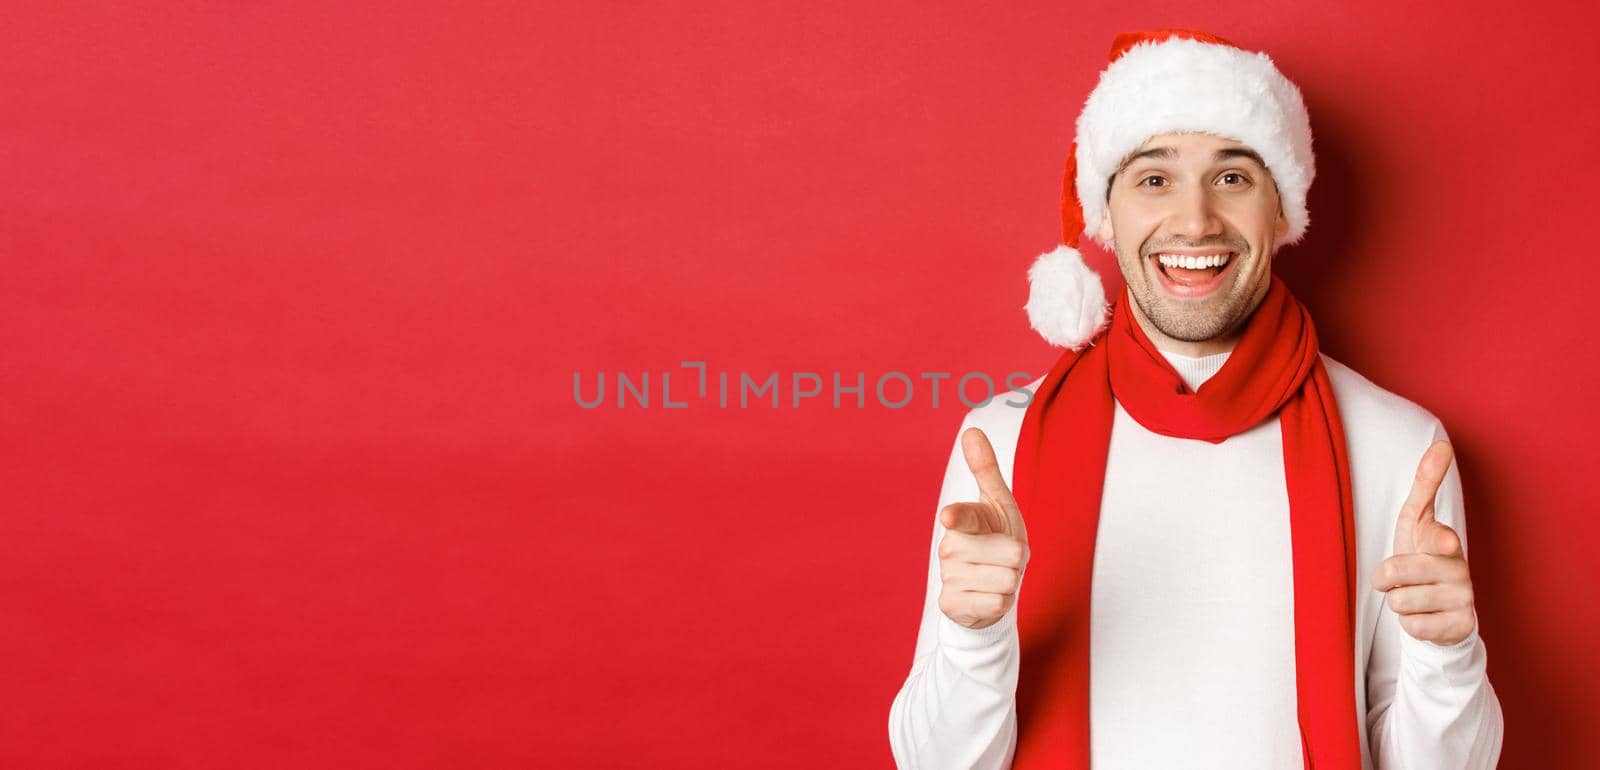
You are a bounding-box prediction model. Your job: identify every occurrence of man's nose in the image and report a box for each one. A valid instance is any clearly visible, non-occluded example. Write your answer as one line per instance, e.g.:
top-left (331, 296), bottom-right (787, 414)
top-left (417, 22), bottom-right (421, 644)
top-left (1168, 185), bottom-right (1224, 240)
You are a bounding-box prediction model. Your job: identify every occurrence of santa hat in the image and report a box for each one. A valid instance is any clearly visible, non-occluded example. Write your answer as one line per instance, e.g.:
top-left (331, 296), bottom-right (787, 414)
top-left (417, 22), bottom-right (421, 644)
top-left (1025, 28), bottom-right (1317, 348)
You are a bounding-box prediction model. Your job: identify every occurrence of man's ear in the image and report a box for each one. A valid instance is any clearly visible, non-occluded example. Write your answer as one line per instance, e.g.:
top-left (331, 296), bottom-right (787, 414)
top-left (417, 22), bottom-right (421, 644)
top-left (1274, 208), bottom-right (1289, 238)
top-left (1097, 211), bottom-right (1114, 243)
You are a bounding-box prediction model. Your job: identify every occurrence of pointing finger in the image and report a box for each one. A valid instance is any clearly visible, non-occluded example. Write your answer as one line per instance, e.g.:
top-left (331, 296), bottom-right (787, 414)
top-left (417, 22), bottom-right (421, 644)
top-left (961, 428), bottom-right (1019, 516)
top-left (1402, 440), bottom-right (1453, 518)
top-left (1395, 440), bottom-right (1454, 554)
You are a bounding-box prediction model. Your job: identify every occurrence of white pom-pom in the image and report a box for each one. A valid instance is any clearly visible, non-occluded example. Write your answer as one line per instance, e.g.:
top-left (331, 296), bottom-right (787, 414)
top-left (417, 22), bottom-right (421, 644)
top-left (1024, 244), bottom-right (1109, 349)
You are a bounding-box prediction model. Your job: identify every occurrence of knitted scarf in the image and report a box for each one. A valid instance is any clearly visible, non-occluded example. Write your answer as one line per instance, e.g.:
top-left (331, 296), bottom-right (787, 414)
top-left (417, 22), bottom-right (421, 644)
top-left (1010, 274), bottom-right (1361, 769)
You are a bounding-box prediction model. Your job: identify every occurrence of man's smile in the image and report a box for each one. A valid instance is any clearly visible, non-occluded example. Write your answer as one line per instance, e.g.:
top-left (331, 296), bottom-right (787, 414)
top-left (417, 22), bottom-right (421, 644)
top-left (1147, 248), bottom-right (1238, 298)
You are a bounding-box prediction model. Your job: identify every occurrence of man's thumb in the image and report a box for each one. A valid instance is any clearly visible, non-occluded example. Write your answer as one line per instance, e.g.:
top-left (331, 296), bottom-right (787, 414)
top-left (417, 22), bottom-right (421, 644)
top-left (940, 503), bottom-right (989, 535)
top-left (1418, 514), bottom-right (1463, 557)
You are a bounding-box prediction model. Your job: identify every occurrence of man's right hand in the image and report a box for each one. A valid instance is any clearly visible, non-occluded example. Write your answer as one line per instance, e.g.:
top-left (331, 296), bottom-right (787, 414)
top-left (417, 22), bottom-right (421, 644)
top-left (937, 427), bottom-right (1031, 631)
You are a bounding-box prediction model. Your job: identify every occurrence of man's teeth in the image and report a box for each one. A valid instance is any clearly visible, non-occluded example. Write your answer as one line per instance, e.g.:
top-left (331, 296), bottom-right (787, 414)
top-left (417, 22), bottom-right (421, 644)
top-left (1156, 252), bottom-right (1233, 269)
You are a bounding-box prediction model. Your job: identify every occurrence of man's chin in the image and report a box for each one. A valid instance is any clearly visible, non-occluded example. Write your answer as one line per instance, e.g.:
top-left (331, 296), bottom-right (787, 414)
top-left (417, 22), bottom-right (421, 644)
top-left (1133, 289), bottom-right (1241, 343)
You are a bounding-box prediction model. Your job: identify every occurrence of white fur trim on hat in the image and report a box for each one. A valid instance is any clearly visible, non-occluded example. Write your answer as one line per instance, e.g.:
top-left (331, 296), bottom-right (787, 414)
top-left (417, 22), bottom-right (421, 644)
top-left (1075, 37), bottom-right (1316, 249)
top-left (1025, 244), bottom-right (1109, 349)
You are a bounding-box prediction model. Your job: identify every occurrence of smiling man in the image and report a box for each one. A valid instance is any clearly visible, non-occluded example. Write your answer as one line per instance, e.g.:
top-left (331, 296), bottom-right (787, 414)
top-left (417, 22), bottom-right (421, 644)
top-left (1108, 137), bottom-right (1278, 352)
top-left (888, 29), bottom-right (1503, 770)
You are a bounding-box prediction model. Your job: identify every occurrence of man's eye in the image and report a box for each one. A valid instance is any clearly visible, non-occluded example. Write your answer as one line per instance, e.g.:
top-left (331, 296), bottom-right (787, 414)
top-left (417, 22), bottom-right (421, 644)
top-left (1139, 176), bottom-right (1166, 187)
top-left (1219, 172), bottom-right (1249, 186)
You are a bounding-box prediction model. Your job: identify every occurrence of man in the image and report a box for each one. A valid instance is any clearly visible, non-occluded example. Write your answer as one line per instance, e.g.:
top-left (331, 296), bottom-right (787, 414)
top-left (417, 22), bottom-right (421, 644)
top-left (887, 29), bottom-right (1503, 770)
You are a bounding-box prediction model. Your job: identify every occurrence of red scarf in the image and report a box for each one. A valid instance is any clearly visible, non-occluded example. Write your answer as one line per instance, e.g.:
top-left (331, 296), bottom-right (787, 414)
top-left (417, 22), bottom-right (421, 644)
top-left (1010, 275), bottom-right (1362, 769)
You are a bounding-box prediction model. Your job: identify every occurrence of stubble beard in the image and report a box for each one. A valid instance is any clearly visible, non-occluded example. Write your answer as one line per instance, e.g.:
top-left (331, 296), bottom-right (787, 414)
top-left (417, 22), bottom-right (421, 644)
top-left (1128, 274), bottom-right (1251, 342)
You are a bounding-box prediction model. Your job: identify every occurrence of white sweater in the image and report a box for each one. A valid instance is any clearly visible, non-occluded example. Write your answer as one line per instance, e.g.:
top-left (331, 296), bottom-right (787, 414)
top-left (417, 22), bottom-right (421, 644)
top-left (888, 351), bottom-right (1503, 770)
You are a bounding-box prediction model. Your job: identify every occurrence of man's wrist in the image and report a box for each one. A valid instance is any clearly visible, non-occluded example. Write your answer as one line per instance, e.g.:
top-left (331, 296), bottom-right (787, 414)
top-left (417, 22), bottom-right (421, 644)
top-left (937, 608), bottom-right (1017, 650)
top-left (1401, 616), bottom-right (1480, 659)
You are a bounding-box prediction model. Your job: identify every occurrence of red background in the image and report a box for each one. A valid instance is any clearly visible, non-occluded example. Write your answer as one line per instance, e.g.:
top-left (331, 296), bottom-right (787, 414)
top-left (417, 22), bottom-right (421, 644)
top-left (4, 2), bottom-right (1595, 767)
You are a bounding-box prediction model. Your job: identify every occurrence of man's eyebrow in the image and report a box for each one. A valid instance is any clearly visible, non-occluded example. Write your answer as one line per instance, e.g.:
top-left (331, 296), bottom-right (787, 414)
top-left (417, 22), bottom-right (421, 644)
top-left (1113, 145), bottom-right (1268, 177)
top-left (1215, 147), bottom-right (1267, 169)
top-left (1113, 146), bottom-right (1176, 177)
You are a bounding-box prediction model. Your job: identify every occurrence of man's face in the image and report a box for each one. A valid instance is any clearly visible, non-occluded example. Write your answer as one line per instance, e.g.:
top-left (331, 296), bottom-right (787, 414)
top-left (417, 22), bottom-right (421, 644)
top-left (1097, 131), bottom-right (1290, 348)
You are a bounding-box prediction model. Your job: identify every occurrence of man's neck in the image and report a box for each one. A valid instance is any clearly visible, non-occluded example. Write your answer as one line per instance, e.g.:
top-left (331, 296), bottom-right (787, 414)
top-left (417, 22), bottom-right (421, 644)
top-left (1151, 336), bottom-right (1237, 358)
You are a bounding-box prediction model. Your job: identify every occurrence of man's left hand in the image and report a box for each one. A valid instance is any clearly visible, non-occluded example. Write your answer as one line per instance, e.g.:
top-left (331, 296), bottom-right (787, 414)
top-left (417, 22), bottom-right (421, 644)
top-left (1369, 440), bottom-right (1478, 647)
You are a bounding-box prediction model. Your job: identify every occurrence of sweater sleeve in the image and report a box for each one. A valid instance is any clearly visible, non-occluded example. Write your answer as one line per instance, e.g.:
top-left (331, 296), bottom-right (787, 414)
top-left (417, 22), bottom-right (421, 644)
top-left (888, 416), bottom-right (1021, 770)
top-left (1366, 421), bottom-right (1505, 769)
